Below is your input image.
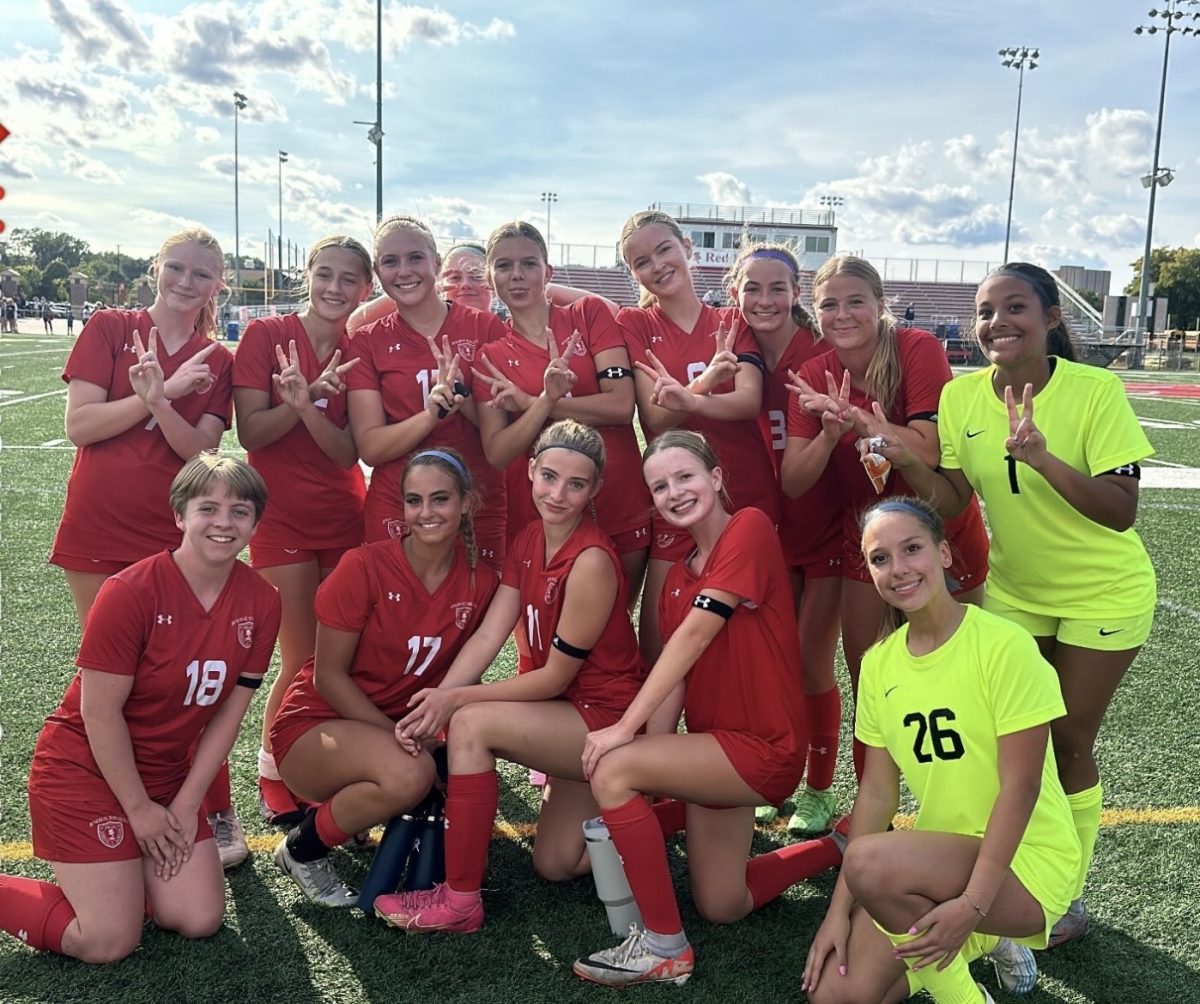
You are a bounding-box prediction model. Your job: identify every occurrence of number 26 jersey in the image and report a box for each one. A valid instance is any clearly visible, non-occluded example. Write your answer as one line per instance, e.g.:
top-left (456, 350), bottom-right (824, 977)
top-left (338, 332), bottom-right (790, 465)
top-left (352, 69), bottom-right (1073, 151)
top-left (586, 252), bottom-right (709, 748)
top-left (856, 604), bottom-right (1080, 917)
top-left (31, 551), bottom-right (282, 802)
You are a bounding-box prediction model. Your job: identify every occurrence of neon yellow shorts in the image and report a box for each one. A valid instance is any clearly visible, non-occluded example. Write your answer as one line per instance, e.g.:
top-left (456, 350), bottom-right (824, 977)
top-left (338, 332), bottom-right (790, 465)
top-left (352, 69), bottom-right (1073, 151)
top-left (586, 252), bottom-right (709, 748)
top-left (984, 594), bottom-right (1153, 651)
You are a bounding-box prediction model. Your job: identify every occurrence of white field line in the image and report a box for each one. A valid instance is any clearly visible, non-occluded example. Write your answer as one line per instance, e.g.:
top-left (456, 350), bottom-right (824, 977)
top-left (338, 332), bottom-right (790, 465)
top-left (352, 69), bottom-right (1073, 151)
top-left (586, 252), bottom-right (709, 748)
top-left (1143, 457), bottom-right (1188, 468)
top-left (1141, 467), bottom-right (1200, 489)
top-left (0, 389), bottom-right (67, 408)
top-left (0, 348), bottom-right (73, 358)
top-left (1158, 599), bottom-right (1200, 624)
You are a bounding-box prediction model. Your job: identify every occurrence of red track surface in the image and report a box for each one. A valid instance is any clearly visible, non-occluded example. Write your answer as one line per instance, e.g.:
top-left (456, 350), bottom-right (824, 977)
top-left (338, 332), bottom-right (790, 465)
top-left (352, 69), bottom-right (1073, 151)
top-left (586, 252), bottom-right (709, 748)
top-left (1123, 383), bottom-right (1200, 399)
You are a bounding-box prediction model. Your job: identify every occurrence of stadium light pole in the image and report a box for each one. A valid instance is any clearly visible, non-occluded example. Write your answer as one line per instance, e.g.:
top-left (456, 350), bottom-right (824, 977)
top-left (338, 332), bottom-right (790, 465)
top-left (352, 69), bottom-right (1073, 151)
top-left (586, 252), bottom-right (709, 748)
top-left (541, 192), bottom-right (558, 244)
top-left (354, 0), bottom-right (384, 222)
top-left (997, 46), bottom-right (1039, 264)
top-left (1132, 2), bottom-right (1198, 368)
top-left (233, 91), bottom-right (247, 305)
top-left (277, 151), bottom-right (289, 292)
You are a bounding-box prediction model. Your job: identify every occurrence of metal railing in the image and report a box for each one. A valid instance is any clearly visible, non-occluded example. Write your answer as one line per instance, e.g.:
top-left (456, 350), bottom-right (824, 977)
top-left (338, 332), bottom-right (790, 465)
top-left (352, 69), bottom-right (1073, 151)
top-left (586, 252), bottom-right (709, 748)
top-left (651, 202), bottom-right (836, 228)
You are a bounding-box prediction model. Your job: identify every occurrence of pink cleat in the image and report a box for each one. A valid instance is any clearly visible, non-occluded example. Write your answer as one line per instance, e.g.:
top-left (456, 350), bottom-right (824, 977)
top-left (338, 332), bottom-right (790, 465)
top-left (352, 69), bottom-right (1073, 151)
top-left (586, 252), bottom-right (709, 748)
top-left (374, 882), bottom-right (484, 933)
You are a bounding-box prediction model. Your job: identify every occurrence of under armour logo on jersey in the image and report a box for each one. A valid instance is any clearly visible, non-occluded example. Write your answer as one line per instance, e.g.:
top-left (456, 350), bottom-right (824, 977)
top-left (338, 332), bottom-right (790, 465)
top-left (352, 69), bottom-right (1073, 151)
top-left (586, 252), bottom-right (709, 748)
top-left (523, 559), bottom-right (532, 568)
top-left (157, 614), bottom-right (173, 625)
top-left (650, 335), bottom-right (664, 344)
top-left (481, 548), bottom-right (495, 558)
top-left (387, 591), bottom-right (402, 602)
top-left (671, 588), bottom-right (681, 597)
top-left (634, 527), bottom-right (648, 538)
top-left (387, 342), bottom-right (404, 353)
top-left (507, 359), bottom-right (520, 367)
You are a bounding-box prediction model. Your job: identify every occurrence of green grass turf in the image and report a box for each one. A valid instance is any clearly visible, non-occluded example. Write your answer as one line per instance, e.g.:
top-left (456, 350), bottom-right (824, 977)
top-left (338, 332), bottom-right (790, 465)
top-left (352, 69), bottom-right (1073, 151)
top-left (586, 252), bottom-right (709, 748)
top-left (2, 337), bottom-right (1199, 1000)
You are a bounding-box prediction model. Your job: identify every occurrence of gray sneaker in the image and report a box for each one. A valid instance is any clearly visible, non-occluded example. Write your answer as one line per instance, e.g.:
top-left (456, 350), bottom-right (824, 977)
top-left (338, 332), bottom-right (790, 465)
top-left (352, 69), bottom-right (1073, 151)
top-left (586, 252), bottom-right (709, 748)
top-left (209, 811), bottom-right (249, 870)
top-left (986, 936), bottom-right (1038, 995)
top-left (273, 838), bottom-right (358, 907)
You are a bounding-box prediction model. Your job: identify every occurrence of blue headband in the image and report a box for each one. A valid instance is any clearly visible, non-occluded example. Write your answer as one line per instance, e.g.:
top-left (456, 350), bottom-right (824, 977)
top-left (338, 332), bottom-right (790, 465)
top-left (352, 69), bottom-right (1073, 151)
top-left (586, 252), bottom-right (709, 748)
top-left (411, 449), bottom-right (468, 480)
top-left (866, 499), bottom-right (928, 520)
top-left (747, 248), bottom-right (799, 279)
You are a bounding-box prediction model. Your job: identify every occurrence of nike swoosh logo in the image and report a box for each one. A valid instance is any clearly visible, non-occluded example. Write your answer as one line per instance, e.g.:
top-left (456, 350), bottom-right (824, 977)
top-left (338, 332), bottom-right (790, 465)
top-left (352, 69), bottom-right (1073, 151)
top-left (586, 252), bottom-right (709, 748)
top-left (966, 430), bottom-right (985, 438)
top-left (1099, 628), bottom-right (1124, 636)
top-left (884, 686), bottom-right (898, 698)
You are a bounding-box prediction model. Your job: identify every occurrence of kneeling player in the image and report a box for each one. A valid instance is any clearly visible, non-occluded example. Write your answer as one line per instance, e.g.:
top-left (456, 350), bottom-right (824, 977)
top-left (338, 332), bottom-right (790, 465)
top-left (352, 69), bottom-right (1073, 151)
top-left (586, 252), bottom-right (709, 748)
top-left (270, 448), bottom-right (496, 906)
top-left (0, 454), bottom-right (280, 962)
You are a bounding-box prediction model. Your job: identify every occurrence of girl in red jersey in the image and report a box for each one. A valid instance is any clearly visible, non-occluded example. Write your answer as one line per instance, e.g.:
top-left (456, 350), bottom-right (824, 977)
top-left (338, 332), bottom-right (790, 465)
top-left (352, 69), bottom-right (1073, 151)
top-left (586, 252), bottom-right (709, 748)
top-left (51, 227), bottom-right (233, 626)
top-left (474, 221), bottom-right (650, 588)
top-left (233, 236), bottom-right (373, 827)
top-left (269, 448), bottom-right (497, 907)
top-left (375, 420), bottom-right (650, 933)
top-left (726, 243), bottom-right (845, 836)
top-left (617, 210), bottom-right (780, 665)
top-left (569, 430), bottom-right (845, 988)
top-left (781, 255), bottom-right (988, 783)
top-left (346, 216), bottom-right (508, 570)
top-left (0, 455), bottom-right (280, 963)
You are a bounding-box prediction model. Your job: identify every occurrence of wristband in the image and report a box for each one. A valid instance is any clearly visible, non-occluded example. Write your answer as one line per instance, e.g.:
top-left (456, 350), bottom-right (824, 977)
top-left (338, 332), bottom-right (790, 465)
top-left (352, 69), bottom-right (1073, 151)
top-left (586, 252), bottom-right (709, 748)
top-left (692, 594), bottom-right (735, 619)
top-left (236, 674), bottom-right (265, 689)
top-left (552, 634), bottom-right (592, 660)
top-left (735, 351), bottom-right (765, 373)
top-left (598, 366), bottom-right (633, 380)
top-left (1102, 462), bottom-right (1140, 479)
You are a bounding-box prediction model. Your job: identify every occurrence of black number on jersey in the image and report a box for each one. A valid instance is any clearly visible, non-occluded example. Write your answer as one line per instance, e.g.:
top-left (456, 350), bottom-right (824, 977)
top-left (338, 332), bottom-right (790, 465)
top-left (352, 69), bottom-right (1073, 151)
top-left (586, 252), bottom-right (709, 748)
top-left (902, 708), bottom-right (966, 763)
top-left (1005, 455), bottom-right (1021, 494)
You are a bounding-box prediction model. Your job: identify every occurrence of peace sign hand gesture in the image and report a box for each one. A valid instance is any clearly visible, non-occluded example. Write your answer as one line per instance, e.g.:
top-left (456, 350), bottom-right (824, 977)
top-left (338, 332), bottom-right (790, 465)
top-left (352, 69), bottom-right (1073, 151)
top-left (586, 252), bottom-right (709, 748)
top-left (786, 368), bottom-right (853, 439)
top-left (425, 335), bottom-right (466, 419)
top-left (309, 348), bottom-right (359, 403)
top-left (1004, 383), bottom-right (1046, 467)
top-left (542, 328), bottom-right (580, 403)
top-left (129, 328), bottom-right (167, 407)
top-left (273, 340), bottom-right (312, 412)
top-left (478, 355), bottom-right (532, 413)
top-left (634, 349), bottom-right (700, 414)
top-left (162, 338), bottom-right (218, 400)
top-left (689, 320), bottom-right (740, 394)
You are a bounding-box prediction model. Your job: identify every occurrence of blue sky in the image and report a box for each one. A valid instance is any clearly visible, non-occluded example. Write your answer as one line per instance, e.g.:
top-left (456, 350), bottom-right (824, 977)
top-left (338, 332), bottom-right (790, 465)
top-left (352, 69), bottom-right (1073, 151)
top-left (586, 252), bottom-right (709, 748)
top-left (4, 0), bottom-right (1198, 289)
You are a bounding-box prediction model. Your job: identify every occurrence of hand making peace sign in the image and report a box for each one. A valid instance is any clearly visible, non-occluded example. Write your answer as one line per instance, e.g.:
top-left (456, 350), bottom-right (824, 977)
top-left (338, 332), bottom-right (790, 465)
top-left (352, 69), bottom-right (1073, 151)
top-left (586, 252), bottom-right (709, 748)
top-left (1004, 383), bottom-right (1046, 466)
top-left (688, 320), bottom-right (740, 394)
top-left (786, 368), bottom-right (854, 439)
top-left (635, 349), bottom-right (700, 414)
top-left (425, 334), bottom-right (466, 420)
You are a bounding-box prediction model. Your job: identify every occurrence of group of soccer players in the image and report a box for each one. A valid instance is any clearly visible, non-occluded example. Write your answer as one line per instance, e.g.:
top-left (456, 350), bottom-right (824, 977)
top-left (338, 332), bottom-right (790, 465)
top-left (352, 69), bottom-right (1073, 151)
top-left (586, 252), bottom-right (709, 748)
top-left (0, 208), bottom-right (1156, 1004)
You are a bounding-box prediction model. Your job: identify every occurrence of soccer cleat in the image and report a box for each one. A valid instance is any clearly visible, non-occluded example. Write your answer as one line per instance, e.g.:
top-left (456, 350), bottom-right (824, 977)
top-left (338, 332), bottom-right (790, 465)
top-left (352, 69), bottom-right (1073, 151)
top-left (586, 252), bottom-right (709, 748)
top-left (209, 810), bottom-right (249, 870)
top-left (374, 883), bottom-right (483, 933)
top-left (755, 804), bottom-right (781, 824)
top-left (786, 786), bottom-right (838, 836)
top-left (273, 838), bottom-right (358, 907)
top-left (986, 936), bottom-right (1038, 995)
top-left (258, 775), bottom-right (306, 828)
top-left (1046, 898), bottom-right (1089, 949)
top-left (573, 925), bottom-right (695, 987)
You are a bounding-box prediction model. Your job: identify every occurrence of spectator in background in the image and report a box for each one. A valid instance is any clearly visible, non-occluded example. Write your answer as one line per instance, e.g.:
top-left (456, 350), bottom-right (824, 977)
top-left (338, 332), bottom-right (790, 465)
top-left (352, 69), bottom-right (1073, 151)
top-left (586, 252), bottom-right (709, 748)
top-left (43, 300), bottom-right (55, 334)
top-left (66, 308), bottom-right (76, 337)
top-left (904, 302), bottom-right (916, 325)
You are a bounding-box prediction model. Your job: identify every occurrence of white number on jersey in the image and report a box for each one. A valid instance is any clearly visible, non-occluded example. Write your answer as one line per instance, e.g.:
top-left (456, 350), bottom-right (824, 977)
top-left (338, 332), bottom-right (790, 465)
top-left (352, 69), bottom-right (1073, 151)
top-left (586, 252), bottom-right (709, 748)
top-left (414, 369), bottom-right (439, 408)
top-left (768, 408), bottom-right (787, 452)
top-left (183, 659), bottom-right (228, 707)
top-left (686, 361), bottom-right (707, 385)
top-left (404, 635), bottom-right (443, 676)
top-left (525, 603), bottom-right (543, 653)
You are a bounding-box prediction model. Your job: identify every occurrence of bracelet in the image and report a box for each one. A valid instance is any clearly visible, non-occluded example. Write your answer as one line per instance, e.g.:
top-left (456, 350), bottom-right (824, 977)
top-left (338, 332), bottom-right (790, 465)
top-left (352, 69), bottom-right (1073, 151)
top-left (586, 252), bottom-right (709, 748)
top-left (961, 891), bottom-right (988, 918)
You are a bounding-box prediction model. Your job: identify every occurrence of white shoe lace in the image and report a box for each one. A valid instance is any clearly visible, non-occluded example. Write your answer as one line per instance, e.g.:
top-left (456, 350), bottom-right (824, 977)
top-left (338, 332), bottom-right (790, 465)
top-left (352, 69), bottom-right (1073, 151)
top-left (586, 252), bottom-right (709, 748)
top-left (211, 813), bottom-right (236, 845)
top-left (610, 926), bottom-right (650, 967)
top-left (302, 856), bottom-right (348, 898)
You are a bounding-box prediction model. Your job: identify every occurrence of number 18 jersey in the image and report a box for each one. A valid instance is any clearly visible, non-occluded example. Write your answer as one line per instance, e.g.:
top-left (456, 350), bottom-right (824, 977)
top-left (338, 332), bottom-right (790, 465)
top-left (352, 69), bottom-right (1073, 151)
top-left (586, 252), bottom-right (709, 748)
top-left (30, 551), bottom-right (281, 802)
top-left (856, 605), bottom-right (1080, 918)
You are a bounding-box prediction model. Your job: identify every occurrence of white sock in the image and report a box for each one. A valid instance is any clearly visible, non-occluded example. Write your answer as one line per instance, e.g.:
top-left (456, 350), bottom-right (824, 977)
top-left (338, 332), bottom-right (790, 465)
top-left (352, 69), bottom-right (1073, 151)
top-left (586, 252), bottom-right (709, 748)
top-left (642, 928), bottom-right (689, 959)
top-left (257, 747), bottom-right (281, 781)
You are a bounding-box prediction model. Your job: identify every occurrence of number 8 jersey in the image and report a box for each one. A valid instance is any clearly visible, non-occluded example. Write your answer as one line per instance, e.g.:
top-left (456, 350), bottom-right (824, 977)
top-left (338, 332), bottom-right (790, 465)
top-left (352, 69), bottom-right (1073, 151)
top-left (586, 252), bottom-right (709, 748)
top-left (855, 604), bottom-right (1080, 920)
top-left (30, 551), bottom-right (282, 803)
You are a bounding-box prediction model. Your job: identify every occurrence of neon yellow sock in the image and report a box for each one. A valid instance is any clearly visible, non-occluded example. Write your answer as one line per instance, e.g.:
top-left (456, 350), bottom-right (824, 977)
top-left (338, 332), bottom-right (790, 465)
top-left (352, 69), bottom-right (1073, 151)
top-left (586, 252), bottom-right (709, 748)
top-left (1067, 783), bottom-right (1103, 900)
top-left (882, 927), bottom-right (985, 1004)
top-left (962, 931), bottom-right (999, 962)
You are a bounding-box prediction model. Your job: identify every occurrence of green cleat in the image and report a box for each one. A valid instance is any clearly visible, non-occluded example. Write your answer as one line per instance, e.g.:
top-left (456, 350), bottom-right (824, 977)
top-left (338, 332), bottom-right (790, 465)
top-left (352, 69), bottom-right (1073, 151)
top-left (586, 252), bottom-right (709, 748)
top-left (786, 787), bottom-right (838, 836)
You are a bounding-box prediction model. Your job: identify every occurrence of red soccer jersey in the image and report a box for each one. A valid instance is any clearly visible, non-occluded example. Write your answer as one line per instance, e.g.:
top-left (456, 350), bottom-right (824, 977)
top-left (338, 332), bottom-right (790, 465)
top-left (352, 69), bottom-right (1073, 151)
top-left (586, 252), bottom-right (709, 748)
top-left (659, 508), bottom-right (807, 783)
top-left (232, 313), bottom-right (365, 551)
top-left (478, 297), bottom-right (650, 544)
top-left (30, 551), bottom-right (281, 801)
top-left (52, 309), bottom-right (234, 564)
top-left (788, 327), bottom-right (988, 558)
top-left (347, 302), bottom-right (506, 542)
top-left (756, 326), bottom-right (843, 569)
top-left (502, 516), bottom-right (648, 721)
top-left (276, 540), bottom-right (498, 723)
top-left (618, 303), bottom-right (780, 521)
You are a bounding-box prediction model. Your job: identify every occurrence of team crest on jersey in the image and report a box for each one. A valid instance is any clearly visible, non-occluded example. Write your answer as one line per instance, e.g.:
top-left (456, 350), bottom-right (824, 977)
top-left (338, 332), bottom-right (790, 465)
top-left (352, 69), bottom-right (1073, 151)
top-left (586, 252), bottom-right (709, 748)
top-left (544, 577), bottom-right (560, 604)
top-left (92, 815), bottom-right (126, 849)
top-left (452, 601), bottom-right (476, 629)
top-left (451, 339), bottom-right (475, 362)
top-left (386, 518), bottom-right (408, 540)
top-left (655, 533), bottom-right (677, 549)
top-left (232, 616), bottom-right (255, 650)
top-left (572, 339), bottom-right (587, 357)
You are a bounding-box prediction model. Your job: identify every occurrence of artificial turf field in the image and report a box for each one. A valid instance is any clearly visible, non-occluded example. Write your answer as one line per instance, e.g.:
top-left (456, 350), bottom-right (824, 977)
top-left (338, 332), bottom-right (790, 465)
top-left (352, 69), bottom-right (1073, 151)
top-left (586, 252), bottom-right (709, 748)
top-left (0, 331), bottom-right (1197, 1002)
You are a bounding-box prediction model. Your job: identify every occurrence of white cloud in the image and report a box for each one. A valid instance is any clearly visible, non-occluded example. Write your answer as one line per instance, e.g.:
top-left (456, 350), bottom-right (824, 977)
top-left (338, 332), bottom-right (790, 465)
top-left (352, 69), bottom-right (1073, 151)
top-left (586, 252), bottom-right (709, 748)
top-left (1082, 108), bottom-right (1153, 175)
top-left (0, 143), bottom-right (53, 180)
top-left (417, 195), bottom-right (489, 240)
top-left (194, 125), bottom-right (220, 144)
top-left (697, 171), bottom-right (753, 205)
top-left (62, 149), bottom-right (124, 184)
